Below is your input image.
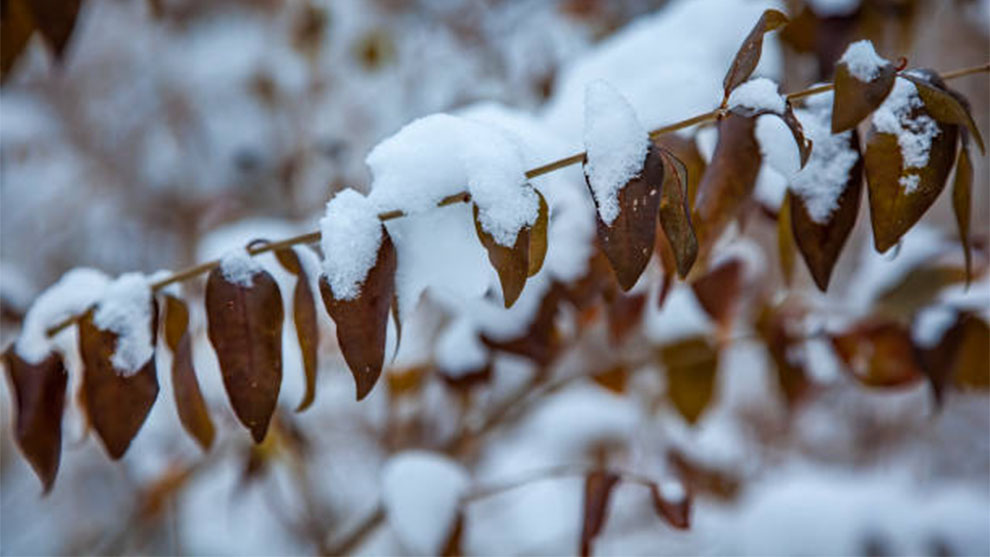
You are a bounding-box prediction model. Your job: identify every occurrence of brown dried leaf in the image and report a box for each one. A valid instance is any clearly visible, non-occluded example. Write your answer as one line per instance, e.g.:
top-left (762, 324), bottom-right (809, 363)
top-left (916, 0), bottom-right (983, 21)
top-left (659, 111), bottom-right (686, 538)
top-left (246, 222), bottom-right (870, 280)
top-left (649, 483), bottom-right (691, 530)
top-left (831, 321), bottom-right (924, 387)
top-left (691, 259), bottom-right (743, 331)
top-left (440, 511), bottom-right (465, 557)
top-left (952, 146), bottom-right (973, 284)
top-left (657, 149), bottom-right (699, 278)
top-left (319, 229), bottom-right (396, 400)
top-left (79, 307), bottom-right (159, 459)
top-left (482, 286), bottom-right (562, 367)
top-left (756, 305), bottom-right (811, 408)
top-left (163, 295), bottom-right (215, 451)
top-left (591, 365), bottom-right (629, 394)
top-left (899, 72), bottom-right (985, 155)
top-left (722, 9), bottom-right (790, 100)
top-left (528, 189), bottom-right (549, 277)
top-left (831, 58), bottom-right (896, 133)
top-left (660, 337), bottom-right (719, 424)
top-left (274, 247), bottom-right (319, 412)
top-left (588, 143), bottom-right (664, 291)
top-left (777, 192), bottom-right (797, 286)
top-left (1, 0), bottom-right (35, 81)
top-left (205, 267), bottom-right (283, 442)
top-left (693, 113), bottom-right (761, 259)
top-left (474, 204), bottom-right (530, 307)
top-left (865, 117), bottom-right (958, 253)
top-left (580, 470), bottom-right (620, 557)
top-left (791, 131), bottom-right (864, 290)
top-left (653, 134), bottom-right (706, 209)
top-left (606, 292), bottom-right (646, 345)
top-left (875, 265), bottom-right (967, 321)
top-left (25, 0), bottom-right (81, 59)
top-left (2, 348), bottom-right (67, 492)
top-left (781, 102), bottom-right (814, 167)
top-left (950, 316), bottom-right (989, 391)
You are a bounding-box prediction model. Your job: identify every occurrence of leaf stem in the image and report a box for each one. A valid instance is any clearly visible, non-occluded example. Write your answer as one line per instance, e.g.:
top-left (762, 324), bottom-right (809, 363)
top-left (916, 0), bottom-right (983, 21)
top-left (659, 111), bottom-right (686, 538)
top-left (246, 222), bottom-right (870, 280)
top-left (42, 61), bottom-right (989, 339)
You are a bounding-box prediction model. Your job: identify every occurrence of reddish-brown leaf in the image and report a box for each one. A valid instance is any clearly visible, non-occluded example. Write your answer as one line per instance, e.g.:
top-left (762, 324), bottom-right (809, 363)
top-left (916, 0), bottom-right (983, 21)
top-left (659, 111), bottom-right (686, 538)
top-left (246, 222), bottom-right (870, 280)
top-left (163, 295), bottom-right (215, 451)
top-left (649, 483), bottom-right (691, 530)
top-left (791, 131), bottom-right (864, 290)
top-left (1, 0), bottom-right (35, 81)
top-left (831, 321), bottom-right (924, 387)
top-left (722, 9), bottom-right (790, 100)
top-left (606, 292), bottom-right (646, 345)
top-left (865, 115), bottom-right (958, 253)
top-left (899, 72), bottom-right (985, 155)
top-left (580, 470), bottom-right (620, 557)
top-left (692, 113), bottom-right (761, 259)
top-left (952, 145), bottom-right (973, 284)
top-left (922, 313), bottom-right (990, 401)
top-left (653, 134), bottom-right (706, 209)
top-left (691, 259), bottom-right (743, 331)
top-left (656, 149), bottom-right (699, 278)
top-left (274, 247), bottom-right (320, 412)
top-left (831, 57), bottom-right (896, 133)
top-left (79, 308), bottom-right (160, 459)
top-left (588, 143), bottom-right (664, 291)
top-left (440, 511), bottom-right (465, 557)
top-left (660, 337), bottom-right (719, 424)
top-left (528, 190), bottom-right (549, 277)
top-left (205, 267), bottom-right (283, 442)
top-left (474, 204), bottom-right (531, 308)
top-left (319, 229), bottom-right (396, 400)
top-left (483, 286), bottom-right (563, 368)
top-left (591, 365), bottom-right (629, 394)
top-left (756, 304), bottom-right (812, 408)
top-left (25, 0), bottom-right (81, 58)
top-left (2, 348), bottom-right (67, 492)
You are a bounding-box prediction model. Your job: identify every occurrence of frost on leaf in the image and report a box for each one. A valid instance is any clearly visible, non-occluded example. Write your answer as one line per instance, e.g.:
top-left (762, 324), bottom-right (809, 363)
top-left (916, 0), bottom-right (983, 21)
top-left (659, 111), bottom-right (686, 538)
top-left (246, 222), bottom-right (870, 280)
top-left (320, 188), bottom-right (384, 301)
top-left (2, 348), bottom-right (68, 493)
top-left (865, 77), bottom-right (958, 253)
top-left (831, 40), bottom-right (895, 133)
top-left (789, 93), bottom-right (864, 290)
top-left (205, 254), bottom-right (283, 443)
top-left (79, 303), bottom-right (159, 460)
top-left (382, 451), bottom-right (470, 555)
top-left (16, 268), bottom-right (109, 364)
top-left (320, 228), bottom-right (397, 400)
top-left (93, 273), bottom-right (155, 376)
top-left (728, 78), bottom-right (787, 115)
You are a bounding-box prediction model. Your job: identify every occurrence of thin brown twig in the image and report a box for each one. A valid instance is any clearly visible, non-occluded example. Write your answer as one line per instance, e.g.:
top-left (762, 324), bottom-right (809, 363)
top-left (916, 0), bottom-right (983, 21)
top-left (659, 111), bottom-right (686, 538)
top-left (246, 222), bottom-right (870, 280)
top-left (42, 61), bottom-right (988, 340)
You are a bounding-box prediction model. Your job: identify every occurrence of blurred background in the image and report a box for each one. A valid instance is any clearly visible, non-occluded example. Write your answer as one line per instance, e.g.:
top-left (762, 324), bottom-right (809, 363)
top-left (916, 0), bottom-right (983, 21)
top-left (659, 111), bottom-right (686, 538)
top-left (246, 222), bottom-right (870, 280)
top-left (1, 0), bottom-right (988, 555)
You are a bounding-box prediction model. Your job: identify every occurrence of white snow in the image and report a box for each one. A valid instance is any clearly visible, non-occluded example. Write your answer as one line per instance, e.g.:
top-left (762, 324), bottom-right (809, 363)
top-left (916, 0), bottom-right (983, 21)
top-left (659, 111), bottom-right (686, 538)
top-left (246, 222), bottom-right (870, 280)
top-left (807, 0), bottom-right (862, 16)
top-left (16, 268), bottom-right (111, 363)
top-left (658, 479), bottom-right (687, 504)
top-left (381, 451), bottom-right (471, 554)
top-left (728, 78), bottom-right (786, 114)
top-left (582, 80), bottom-right (649, 225)
top-left (839, 40), bottom-right (889, 82)
top-left (872, 78), bottom-right (941, 175)
top-left (435, 318), bottom-right (488, 377)
top-left (912, 305), bottom-right (958, 349)
top-left (899, 174), bottom-right (921, 193)
top-left (93, 273), bottom-right (155, 375)
top-left (645, 285), bottom-right (715, 344)
top-left (791, 93), bottom-right (860, 222)
top-left (366, 113), bottom-right (538, 246)
top-left (319, 188), bottom-right (384, 300)
top-left (219, 249), bottom-right (264, 288)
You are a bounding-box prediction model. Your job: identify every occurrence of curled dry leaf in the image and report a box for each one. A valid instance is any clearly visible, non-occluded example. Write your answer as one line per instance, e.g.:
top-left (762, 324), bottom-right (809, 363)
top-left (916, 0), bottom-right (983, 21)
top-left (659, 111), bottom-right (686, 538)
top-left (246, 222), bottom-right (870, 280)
top-left (205, 267), bottom-right (284, 443)
top-left (865, 111), bottom-right (958, 253)
top-left (528, 189), bottom-right (549, 277)
top-left (653, 134), bottom-right (706, 209)
top-left (2, 348), bottom-right (67, 493)
top-left (899, 72), bottom-right (985, 155)
top-left (274, 247), bottom-right (320, 412)
top-left (791, 132), bottom-right (864, 291)
top-left (473, 204), bottom-right (531, 308)
top-left (163, 295), bottom-right (215, 451)
top-left (580, 470), bottom-right (620, 557)
top-left (656, 148), bottom-right (699, 278)
top-left (692, 113), bottom-right (761, 260)
top-left (79, 307), bottom-right (160, 459)
top-left (722, 9), bottom-right (790, 101)
top-left (660, 336), bottom-right (719, 424)
top-left (319, 228), bottom-right (396, 400)
top-left (830, 321), bottom-right (924, 387)
top-left (587, 143), bottom-right (665, 291)
top-left (831, 56), bottom-right (896, 133)
top-left (649, 483), bottom-right (691, 530)
top-left (952, 145), bottom-right (973, 283)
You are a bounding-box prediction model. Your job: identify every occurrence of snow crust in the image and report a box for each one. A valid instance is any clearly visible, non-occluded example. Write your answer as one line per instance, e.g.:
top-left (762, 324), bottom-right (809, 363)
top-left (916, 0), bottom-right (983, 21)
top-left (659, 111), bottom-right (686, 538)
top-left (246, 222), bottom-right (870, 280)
top-left (320, 188), bottom-right (383, 300)
top-left (872, 78), bottom-right (940, 189)
top-left (582, 80), bottom-right (649, 225)
top-left (791, 92), bottom-right (860, 222)
top-left (382, 451), bottom-right (470, 554)
top-left (728, 78), bottom-right (786, 114)
top-left (219, 249), bottom-right (264, 287)
top-left (93, 273), bottom-right (154, 375)
top-left (839, 40), bottom-right (888, 82)
top-left (366, 113), bottom-right (538, 246)
top-left (16, 268), bottom-right (110, 363)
